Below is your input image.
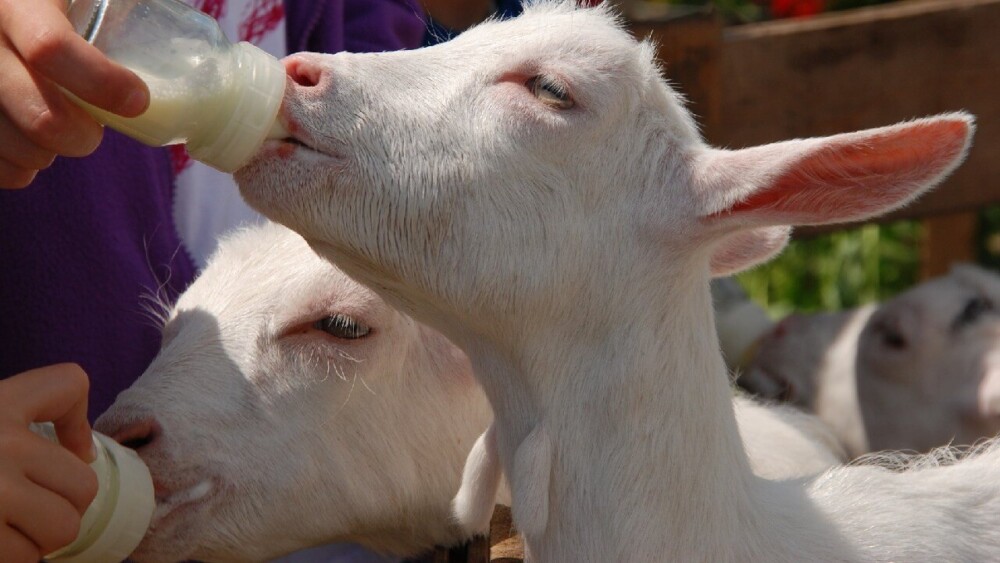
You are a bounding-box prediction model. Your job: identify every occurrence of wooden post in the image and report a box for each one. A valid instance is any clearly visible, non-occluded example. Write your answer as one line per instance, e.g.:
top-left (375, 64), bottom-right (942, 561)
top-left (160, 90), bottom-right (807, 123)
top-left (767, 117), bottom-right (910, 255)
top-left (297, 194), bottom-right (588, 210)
top-left (489, 505), bottom-right (522, 562)
top-left (921, 212), bottom-right (978, 279)
top-left (419, 0), bottom-right (494, 31)
top-left (629, 11), bottom-right (725, 140)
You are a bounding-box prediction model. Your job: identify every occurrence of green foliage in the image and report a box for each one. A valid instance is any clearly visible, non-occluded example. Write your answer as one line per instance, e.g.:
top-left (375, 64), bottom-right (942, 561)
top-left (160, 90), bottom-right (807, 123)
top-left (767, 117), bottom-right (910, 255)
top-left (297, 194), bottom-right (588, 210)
top-left (736, 221), bottom-right (922, 317)
top-left (734, 204), bottom-right (1000, 318)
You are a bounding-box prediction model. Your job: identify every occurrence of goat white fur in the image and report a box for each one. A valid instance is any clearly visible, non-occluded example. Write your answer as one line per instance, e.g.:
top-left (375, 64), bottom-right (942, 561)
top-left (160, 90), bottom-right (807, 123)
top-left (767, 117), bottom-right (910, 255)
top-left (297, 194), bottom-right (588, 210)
top-left (96, 222), bottom-right (840, 562)
top-left (742, 264), bottom-right (1000, 456)
top-left (95, 222), bottom-right (493, 562)
top-left (236, 3), bottom-right (997, 559)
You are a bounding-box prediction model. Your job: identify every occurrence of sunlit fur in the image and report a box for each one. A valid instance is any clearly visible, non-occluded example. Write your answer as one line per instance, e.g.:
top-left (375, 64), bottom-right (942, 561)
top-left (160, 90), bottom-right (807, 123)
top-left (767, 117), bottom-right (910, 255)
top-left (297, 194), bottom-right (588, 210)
top-left (235, 1), bottom-right (996, 560)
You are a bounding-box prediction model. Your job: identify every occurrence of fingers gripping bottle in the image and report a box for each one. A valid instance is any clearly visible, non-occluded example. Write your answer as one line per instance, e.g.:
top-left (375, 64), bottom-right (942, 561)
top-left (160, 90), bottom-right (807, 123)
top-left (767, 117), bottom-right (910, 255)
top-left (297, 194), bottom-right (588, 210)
top-left (30, 422), bottom-right (154, 563)
top-left (66, 0), bottom-right (288, 172)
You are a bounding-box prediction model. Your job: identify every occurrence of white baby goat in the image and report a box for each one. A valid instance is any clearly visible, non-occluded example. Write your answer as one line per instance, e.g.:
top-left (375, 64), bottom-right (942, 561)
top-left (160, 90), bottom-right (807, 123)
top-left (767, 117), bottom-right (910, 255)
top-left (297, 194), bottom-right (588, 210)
top-left (742, 264), bottom-right (1000, 456)
top-left (859, 264), bottom-right (1000, 451)
top-left (96, 222), bottom-right (841, 562)
top-left (235, 2), bottom-right (1000, 560)
top-left (95, 222), bottom-right (493, 562)
top-left (739, 305), bottom-right (877, 456)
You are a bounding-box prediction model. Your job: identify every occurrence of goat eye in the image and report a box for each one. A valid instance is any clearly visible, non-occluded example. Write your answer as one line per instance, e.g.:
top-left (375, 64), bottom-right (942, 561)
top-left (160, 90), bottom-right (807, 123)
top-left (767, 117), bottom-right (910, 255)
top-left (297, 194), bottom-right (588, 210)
top-left (313, 314), bottom-right (371, 340)
top-left (954, 296), bottom-right (994, 329)
top-left (526, 76), bottom-right (574, 109)
top-left (873, 321), bottom-right (907, 350)
top-left (881, 330), bottom-right (907, 350)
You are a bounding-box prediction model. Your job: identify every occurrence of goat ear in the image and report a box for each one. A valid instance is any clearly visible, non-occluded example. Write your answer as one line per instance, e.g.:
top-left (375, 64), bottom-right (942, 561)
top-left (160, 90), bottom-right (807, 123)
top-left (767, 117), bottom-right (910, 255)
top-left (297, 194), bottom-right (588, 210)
top-left (710, 226), bottom-right (791, 277)
top-left (693, 114), bottom-right (974, 234)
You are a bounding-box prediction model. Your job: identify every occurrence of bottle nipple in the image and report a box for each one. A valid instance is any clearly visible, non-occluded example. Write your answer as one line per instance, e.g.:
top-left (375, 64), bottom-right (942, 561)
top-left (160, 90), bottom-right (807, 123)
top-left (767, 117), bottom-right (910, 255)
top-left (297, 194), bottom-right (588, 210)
top-left (30, 422), bottom-right (155, 563)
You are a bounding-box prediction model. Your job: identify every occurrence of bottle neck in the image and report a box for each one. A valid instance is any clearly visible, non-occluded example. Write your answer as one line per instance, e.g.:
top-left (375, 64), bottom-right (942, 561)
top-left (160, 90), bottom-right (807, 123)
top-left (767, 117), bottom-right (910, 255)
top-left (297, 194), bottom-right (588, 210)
top-left (186, 42), bottom-right (287, 172)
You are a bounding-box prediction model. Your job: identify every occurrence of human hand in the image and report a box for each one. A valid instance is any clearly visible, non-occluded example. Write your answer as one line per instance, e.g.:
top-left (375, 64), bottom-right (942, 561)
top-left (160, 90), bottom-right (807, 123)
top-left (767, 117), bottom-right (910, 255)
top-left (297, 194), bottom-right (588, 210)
top-left (0, 364), bottom-right (99, 562)
top-left (0, 0), bottom-right (149, 188)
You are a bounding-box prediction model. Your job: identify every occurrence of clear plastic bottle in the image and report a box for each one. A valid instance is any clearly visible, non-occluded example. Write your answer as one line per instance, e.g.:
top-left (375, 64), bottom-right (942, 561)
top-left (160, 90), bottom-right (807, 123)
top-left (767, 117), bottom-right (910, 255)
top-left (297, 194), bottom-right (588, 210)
top-left (30, 422), bottom-right (154, 563)
top-left (65, 0), bottom-right (288, 172)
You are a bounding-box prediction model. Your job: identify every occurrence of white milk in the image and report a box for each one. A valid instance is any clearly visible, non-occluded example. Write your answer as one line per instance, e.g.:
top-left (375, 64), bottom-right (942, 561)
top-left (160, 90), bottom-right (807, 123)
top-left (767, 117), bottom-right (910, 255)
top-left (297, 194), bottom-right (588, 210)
top-left (67, 0), bottom-right (286, 172)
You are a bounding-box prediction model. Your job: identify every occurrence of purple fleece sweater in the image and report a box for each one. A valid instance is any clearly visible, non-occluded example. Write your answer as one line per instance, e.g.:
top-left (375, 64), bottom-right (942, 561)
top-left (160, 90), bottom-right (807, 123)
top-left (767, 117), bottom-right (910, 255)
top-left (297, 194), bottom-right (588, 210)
top-left (0, 0), bottom-right (426, 421)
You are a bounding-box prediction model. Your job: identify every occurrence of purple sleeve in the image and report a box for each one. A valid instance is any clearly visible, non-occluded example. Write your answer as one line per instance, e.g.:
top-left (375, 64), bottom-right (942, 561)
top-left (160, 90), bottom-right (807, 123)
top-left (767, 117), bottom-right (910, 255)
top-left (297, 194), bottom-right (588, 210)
top-left (285, 0), bottom-right (426, 54)
top-left (0, 133), bottom-right (196, 421)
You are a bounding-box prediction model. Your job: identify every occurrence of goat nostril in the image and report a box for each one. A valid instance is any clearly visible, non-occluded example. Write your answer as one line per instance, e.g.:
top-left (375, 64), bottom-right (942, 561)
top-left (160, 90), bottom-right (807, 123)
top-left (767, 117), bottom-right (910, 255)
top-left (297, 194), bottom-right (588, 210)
top-left (284, 57), bottom-right (323, 88)
top-left (113, 418), bottom-right (162, 452)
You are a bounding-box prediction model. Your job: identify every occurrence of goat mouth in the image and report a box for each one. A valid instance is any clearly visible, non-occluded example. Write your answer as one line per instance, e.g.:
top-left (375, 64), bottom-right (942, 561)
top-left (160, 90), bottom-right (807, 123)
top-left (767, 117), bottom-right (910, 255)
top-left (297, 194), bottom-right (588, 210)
top-left (151, 478), bottom-right (216, 527)
top-left (272, 135), bottom-right (314, 153)
top-left (280, 137), bottom-right (310, 148)
top-left (265, 135), bottom-right (342, 162)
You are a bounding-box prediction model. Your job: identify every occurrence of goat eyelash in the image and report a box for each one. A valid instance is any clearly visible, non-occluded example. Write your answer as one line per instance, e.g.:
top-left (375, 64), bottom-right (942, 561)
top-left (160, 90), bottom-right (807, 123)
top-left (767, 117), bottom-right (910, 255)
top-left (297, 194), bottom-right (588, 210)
top-left (313, 314), bottom-right (372, 340)
top-left (526, 75), bottom-right (574, 110)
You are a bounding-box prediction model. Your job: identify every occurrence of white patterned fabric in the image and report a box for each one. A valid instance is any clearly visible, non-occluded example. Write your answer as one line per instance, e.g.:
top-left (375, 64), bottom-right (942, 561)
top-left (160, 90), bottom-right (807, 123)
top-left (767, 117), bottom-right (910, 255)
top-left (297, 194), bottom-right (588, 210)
top-left (171, 0), bottom-right (285, 269)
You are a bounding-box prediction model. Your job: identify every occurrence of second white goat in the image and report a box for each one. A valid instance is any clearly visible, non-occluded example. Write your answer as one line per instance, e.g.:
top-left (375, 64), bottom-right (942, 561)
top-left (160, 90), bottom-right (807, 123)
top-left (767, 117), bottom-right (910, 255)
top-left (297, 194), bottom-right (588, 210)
top-left (741, 264), bottom-right (1000, 456)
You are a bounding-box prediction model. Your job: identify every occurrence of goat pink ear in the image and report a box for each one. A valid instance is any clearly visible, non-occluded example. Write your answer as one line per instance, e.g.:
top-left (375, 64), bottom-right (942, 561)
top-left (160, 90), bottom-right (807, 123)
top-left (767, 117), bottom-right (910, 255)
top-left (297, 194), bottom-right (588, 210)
top-left (710, 226), bottom-right (791, 277)
top-left (695, 114), bottom-right (974, 233)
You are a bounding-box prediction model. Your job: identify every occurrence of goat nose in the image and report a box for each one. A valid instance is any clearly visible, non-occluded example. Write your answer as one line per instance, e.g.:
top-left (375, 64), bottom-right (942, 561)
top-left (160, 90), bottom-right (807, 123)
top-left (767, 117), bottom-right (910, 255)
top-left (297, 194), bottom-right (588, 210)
top-left (283, 54), bottom-right (326, 89)
top-left (105, 417), bottom-right (163, 452)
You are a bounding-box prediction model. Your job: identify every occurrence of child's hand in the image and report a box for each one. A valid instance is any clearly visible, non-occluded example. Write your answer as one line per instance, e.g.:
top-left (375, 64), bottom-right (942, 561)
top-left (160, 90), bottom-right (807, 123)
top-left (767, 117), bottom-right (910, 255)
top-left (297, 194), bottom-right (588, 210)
top-left (0, 363), bottom-right (99, 562)
top-left (0, 0), bottom-right (149, 188)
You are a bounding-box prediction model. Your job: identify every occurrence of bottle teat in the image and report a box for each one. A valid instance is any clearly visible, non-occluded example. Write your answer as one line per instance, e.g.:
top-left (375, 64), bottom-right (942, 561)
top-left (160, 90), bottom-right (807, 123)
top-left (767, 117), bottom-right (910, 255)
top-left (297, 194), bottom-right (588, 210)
top-left (31, 422), bottom-right (154, 563)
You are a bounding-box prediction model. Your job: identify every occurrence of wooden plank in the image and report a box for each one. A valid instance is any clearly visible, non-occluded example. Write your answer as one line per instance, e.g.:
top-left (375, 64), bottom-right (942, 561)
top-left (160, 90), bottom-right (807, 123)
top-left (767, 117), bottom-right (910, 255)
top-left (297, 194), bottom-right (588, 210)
top-left (489, 505), bottom-right (523, 562)
top-left (920, 211), bottom-right (978, 278)
top-left (714, 0), bottom-right (1000, 224)
top-left (630, 13), bottom-right (725, 137)
top-left (420, 0), bottom-right (494, 31)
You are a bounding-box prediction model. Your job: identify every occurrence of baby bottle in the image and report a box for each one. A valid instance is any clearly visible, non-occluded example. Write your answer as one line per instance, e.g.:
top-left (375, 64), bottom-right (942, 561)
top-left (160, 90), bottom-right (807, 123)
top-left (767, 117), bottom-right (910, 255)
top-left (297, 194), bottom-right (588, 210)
top-left (30, 422), bottom-right (155, 563)
top-left (65, 0), bottom-right (288, 172)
